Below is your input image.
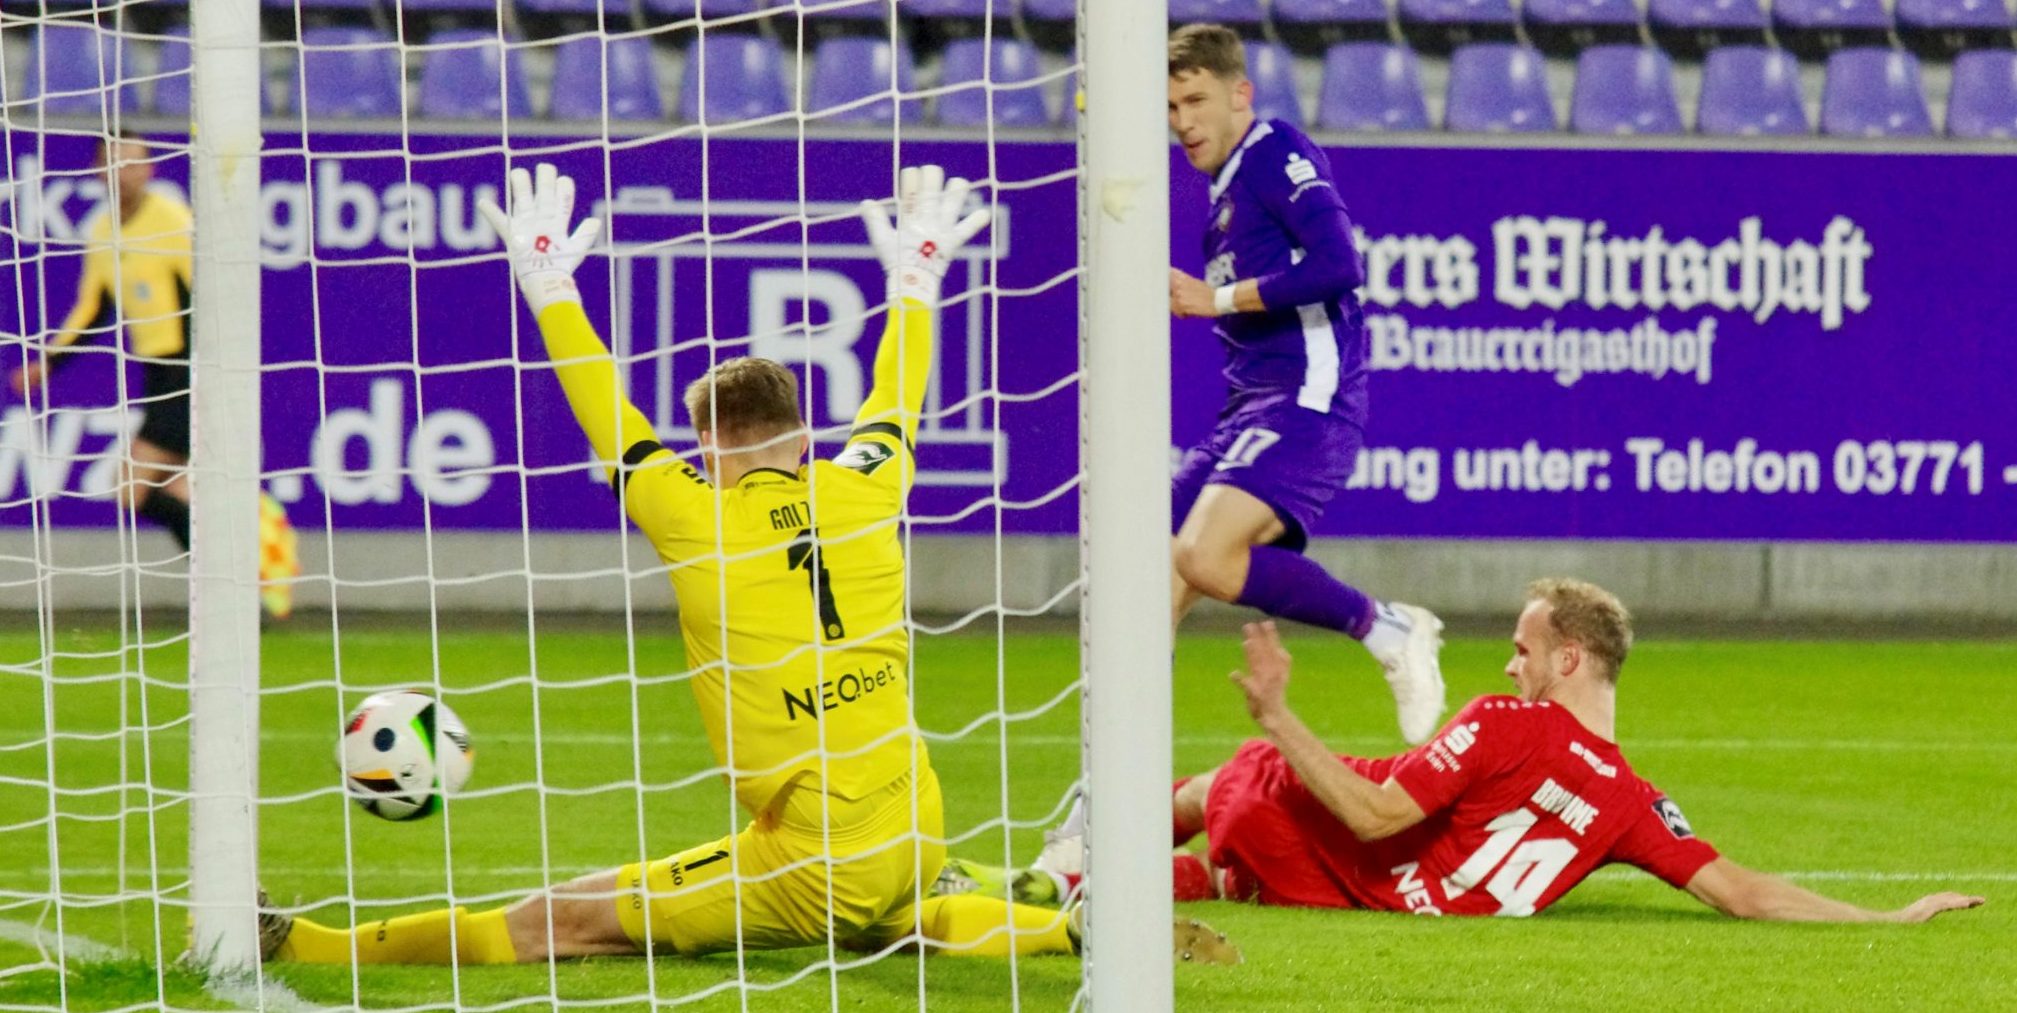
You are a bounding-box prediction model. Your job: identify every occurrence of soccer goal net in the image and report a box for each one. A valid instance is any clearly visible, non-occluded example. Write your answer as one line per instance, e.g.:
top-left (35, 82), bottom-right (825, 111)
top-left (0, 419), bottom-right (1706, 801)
top-left (1, 1), bottom-right (1169, 1009)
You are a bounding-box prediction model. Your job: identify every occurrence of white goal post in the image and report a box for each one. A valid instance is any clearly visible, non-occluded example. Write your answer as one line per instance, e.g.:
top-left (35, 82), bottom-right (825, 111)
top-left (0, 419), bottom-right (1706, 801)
top-left (1078, 0), bottom-right (1174, 1010)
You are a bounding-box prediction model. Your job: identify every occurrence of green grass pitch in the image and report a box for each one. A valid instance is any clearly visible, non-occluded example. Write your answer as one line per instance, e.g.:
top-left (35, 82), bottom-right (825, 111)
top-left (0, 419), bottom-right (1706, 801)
top-left (1, 622), bottom-right (2012, 1010)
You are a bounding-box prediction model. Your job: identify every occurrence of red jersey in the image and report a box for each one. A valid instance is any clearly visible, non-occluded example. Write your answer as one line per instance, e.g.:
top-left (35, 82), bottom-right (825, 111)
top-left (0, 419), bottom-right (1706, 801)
top-left (1206, 696), bottom-right (1719, 916)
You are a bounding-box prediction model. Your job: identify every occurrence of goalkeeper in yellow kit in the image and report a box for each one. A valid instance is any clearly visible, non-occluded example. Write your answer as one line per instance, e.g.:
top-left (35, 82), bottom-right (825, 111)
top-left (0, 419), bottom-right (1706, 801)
top-left (265, 164), bottom-right (1234, 966)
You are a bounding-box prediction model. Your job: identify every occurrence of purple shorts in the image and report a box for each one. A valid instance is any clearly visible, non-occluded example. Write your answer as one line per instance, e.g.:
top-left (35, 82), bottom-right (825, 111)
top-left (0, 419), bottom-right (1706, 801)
top-left (1172, 395), bottom-right (1363, 552)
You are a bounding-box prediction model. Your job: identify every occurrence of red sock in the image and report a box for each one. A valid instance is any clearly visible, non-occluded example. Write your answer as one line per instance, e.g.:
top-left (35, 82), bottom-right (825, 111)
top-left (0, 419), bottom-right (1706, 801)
top-left (1172, 853), bottom-right (1216, 902)
top-left (1172, 776), bottom-right (1199, 847)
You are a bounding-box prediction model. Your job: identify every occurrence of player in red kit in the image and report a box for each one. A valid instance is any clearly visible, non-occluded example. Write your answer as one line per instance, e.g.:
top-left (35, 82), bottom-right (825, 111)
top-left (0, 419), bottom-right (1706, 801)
top-left (943, 579), bottom-right (1985, 924)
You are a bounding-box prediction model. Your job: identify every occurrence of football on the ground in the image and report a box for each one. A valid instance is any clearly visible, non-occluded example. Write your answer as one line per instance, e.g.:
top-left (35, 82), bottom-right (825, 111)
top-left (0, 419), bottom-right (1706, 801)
top-left (339, 690), bottom-right (473, 821)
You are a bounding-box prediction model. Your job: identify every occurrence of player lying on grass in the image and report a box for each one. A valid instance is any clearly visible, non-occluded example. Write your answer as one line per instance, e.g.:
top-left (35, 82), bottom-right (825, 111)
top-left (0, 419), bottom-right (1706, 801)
top-left (1163, 25), bottom-right (1443, 747)
top-left (945, 579), bottom-right (1986, 923)
top-left (259, 163), bottom-right (1235, 966)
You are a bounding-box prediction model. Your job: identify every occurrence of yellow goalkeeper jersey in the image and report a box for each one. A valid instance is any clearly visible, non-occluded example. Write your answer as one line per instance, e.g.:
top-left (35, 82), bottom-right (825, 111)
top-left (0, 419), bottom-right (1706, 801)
top-left (533, 298), bottom-right (935, 816)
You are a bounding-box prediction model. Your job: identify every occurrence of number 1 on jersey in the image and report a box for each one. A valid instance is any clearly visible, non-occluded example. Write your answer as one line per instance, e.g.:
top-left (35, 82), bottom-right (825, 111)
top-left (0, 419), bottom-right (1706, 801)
top-left (787, 528), bottom-right (845, 641)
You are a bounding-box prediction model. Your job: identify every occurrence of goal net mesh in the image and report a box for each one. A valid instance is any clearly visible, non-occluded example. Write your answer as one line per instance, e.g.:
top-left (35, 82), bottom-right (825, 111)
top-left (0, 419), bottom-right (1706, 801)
top-left (0, 1), bottom-right (1096, 1007)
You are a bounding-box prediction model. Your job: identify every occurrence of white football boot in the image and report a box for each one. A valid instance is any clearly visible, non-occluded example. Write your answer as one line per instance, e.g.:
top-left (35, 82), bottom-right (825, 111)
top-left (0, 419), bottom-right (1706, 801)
top-left (1370, 602), bottom-right (1447, 745)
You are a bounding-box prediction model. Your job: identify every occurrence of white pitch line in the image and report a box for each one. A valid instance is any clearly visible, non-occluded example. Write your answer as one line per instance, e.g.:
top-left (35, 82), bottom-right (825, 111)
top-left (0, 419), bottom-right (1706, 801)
top-left (10, 866), bottom-right (2017, 884)
top-left (9, 730), bottom-right (2004, 752)
top-left (0, 916), bottom-right (322, 1011)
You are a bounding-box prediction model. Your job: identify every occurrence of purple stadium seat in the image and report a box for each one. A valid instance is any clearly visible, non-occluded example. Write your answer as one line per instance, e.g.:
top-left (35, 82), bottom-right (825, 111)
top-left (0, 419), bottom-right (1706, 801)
top-left (1570, 46), bottom-right (1683, 134)
top-left (909, 0), bottom-right (1004, 12)
top-left (938, 37), bottom-right (1051, 126)
top-left (396, 0), bottom-right (504, 9)
top-left (17, 24), bottom-right (142, 115)
top-left (418, 30), bottom-right (533, 119)
top-left (1948, 49), bottom-right (2017, 138)
top-left (295, 26), bottom-right (404, 119)
top-left (1400, 0), bottom-right (1519, 55)
top-left (1445, 43), bottom-right (1556, 132)
top-left (1171, 0), bottom-right (1267, 33)
top-left (678, 33), bottom-right (790, 122)
top-left (1274, 0), bottom-right (1394, 54)
top-left (1821, 47), bottom-right (1933, 138)
top-left (549, 35), bottom-right (663, 121)
top-left (154, 26), bottom-right (192, 116)
top-left (518, 0), bottom-right (634, 14)
top-left (1697, 45), bottom-right (1809, 136)
top-left (1317, 43), bottom-right (1430, 131)
top-left (1242, 40), bottom-right (1304, 127)
top-left (262, 0), bottom-right (378, 8)
top-left (1648, 0), bottom-right (1768, 58)
top-left (1897, 0), bottom-right (2015, 57)
top-left (809, 36), bottom-right (921, 124)
top-left (1773, 0), bottom-right (1892, 60)
top-left (1524, 0), bottom-right (1643, 55)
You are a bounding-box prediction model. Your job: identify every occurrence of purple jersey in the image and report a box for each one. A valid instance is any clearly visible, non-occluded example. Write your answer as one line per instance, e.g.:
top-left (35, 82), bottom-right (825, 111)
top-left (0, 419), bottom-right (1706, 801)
top-left (1201, 119), bottom-right (1369, 425)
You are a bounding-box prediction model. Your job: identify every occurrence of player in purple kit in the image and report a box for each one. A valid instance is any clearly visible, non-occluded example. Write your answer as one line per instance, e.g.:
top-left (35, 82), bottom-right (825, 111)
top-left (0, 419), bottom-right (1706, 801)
top-left (1165, 25), bottom-right (1444, 744)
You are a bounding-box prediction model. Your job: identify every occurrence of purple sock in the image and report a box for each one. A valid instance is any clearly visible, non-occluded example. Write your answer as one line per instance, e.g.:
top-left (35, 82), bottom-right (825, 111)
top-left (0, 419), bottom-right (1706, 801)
top-left (1235, 545), bottom-right (1379, 639)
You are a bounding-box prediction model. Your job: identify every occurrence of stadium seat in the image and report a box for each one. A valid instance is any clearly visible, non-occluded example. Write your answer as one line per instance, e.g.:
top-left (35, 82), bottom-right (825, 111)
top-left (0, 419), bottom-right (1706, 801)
top-left (1274, 0), bottom-right (1395, 55)
top-left (295, 26), bottom-right (404, 120)
top-left (518, 0), bottom-right (636, 13)
top-left (548, 35), bottom-right (663, 121)
top-left (938, 37), bottom-right (1052, 127)
top-left (15, 24), bottom-right (142, 116)
top-left (1570, 46), bottom-right (1683, 134)
top-left (1021, 0), bottom-right (1077, 51)
top-left (1648, 0), bottom-right (1768, 58)
top-left (418, 30), bottom-right (533, 120)
top-left (1897, 0), bottom-right (2016, 59)
top-left (644, 0), bottom-right (766, 19)
top-left (1170, 0), bottom-right (1267, 34)
top-left (1445, 43), bottom-right (1556, 131)
top-left (1243, 40), bottom-right (1305, 126)
top-left (1524, 0), bottom-right (1644, 55)
top-left (1400, 0), bottom-right (1520, 56)
top-left (1821, 47), bottom-right (1934, 137)
top-left (1947, 49), bottom-right (2017, 138)
top-left (153, 26), bottom-right (193, 116)
top-left (1697, 45), bottom-right (1810, 135)
top-left (678, 33), bottom-right (790, 123)
top-left (1316, 42), bottom-right (1431, 131)
top-left (1773, 0), bottom-right (1892, 60)
top-left (261, 0), bottom-right (377, 8)
top-left (808, 37), bottom-right (923, 125)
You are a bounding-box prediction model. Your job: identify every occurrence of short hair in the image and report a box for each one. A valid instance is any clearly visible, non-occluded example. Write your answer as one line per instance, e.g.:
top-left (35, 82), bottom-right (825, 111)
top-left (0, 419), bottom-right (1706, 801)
top-left (1169, 24), bottom-right (1246, 81)
top-left (683, 357), bottom-right (802, 446)
top-left (1525, 577), bottom-right (1633, 683)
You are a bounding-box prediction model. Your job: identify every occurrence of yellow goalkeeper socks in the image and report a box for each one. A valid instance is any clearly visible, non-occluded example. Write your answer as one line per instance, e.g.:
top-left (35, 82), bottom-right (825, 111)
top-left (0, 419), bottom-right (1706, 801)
top-left (275, 906), bottom-right (517, 965)
top-left (918, 895), bottom-right (1076, 957)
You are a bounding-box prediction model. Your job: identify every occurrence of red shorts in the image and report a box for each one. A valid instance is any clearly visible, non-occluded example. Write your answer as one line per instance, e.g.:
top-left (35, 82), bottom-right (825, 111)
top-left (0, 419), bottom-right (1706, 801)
top-left (1204, 739), bottom-right (1359, 909)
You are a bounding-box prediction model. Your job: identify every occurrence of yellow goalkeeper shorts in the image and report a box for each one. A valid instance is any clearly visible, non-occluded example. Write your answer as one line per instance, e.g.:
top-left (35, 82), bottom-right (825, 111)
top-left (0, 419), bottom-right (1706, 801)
top-left (615, 763), bottom-right (945, 956)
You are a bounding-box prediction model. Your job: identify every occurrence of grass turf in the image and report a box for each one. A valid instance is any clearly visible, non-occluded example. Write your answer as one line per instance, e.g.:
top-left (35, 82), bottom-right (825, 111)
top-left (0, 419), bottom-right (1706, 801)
top-left (0, 624), bottom-right (2012, 1010)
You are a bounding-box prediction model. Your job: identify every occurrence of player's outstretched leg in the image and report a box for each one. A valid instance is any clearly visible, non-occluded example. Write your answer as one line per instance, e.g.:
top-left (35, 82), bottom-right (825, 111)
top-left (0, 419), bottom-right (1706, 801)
top-left (263, 869), bottom-right (638, 964)
top-left (1175, 485), bottom-right (1446, 744)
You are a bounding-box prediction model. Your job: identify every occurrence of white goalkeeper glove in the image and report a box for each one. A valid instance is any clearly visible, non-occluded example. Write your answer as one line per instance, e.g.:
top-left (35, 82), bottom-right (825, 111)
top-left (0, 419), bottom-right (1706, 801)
top-left (858, 164), bottom-right (991, 307)
top-left (477, 163), bottom-right (604, 317)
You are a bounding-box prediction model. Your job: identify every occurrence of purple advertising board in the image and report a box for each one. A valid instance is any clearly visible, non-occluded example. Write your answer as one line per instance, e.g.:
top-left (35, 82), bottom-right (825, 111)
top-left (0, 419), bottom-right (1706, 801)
top-left (3, 132), bottom-right (2013, 541)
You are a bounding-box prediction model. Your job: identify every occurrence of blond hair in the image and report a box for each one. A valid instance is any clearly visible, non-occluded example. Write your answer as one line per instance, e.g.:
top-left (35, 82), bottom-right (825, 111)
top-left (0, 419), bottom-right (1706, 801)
top-left (1169, 24), bottom-right (1245, 81)
top-left (1525, 578), bottom-right (1633, 683)
top-left (683, 358), bottom-right (801, 446)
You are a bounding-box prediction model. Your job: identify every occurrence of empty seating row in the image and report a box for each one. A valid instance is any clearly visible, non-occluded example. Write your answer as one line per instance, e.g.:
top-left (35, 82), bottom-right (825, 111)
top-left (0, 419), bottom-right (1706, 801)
top-left (1327, 42), bottom-right (2017, 137)
top-left (0, 24), bottom-right (1060, 126)
top-left (10, 22), bottom-right (2016, 138)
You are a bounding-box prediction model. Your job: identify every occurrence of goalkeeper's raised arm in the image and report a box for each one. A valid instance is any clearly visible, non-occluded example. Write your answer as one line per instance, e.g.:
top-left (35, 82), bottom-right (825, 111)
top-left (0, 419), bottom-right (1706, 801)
top-left (850, 166), bottom-right (990, 451)
top-left (479, 164), bottom-right (987, 515)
